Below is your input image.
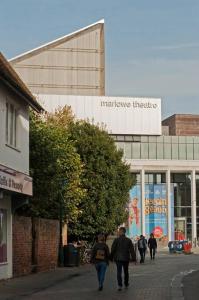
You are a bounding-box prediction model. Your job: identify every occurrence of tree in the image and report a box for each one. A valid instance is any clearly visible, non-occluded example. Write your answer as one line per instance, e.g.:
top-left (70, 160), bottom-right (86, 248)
top-left (27, 110), bottom-right (85, 223)
top-left (68, 121), bottom-right (134, 239)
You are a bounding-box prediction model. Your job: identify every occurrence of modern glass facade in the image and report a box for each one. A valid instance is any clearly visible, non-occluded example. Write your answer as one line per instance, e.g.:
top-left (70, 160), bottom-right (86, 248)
top-left (113, 135), bottom-right (199, 160)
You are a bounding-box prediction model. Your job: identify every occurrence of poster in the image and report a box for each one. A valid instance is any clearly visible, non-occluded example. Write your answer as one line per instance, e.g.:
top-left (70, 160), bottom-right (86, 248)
top-left (145, 184), bottom-right (168, 239)
top-left (127, 185), bottom-right (141, 239)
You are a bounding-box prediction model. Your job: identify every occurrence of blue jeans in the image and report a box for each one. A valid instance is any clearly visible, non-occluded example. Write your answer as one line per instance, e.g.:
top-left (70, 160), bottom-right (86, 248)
top-left (95, 261), bottom-right (107, 288)
top-left (116, 261), bottom-right (129, 287)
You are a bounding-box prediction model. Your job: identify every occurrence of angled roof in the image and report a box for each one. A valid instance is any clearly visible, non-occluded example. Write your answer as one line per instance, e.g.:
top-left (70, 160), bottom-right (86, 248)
top-left (0, 52), bottom-right (43, 112)
top-left (10, 19), bottom-right (104, 63)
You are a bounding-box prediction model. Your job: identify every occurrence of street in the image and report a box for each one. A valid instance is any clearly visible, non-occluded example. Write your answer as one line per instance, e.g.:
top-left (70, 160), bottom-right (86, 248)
top-left (1, 251), bottom-right (199, 300)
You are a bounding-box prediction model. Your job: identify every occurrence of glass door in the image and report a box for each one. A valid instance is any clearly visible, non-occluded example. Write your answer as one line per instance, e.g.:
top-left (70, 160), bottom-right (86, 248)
top-left (174, 217), bottom-right (187, 240)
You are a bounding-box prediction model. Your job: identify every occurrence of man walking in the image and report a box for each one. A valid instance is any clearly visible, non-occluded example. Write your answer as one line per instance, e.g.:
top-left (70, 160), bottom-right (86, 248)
top-left (138, 235), bottom-right (147, 263)
top-left (111, 227), bottom-right (136, 291)
top-left (148, 233), bottom-right (157, 260)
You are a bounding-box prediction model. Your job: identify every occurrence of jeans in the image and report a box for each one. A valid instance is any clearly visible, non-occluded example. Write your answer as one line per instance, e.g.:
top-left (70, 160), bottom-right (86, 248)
top-left (139, 248), bottom-right (145, 263)
top-left (116, 261), bottom-right (129, 287)
top-left (95, 261), bottom-right (107, 288)
top-left (150, 247), bottom-right (156, 259)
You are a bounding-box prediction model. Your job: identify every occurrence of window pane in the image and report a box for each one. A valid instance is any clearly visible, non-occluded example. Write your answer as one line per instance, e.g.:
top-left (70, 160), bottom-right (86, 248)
top-left (125, 143), bottom-right (132, 159)
top-left (10, 104), bottom-right (14, 146)
top-left (6, 103), bottom-right (9, 143)
top-left (164, 143), bottom-right (171, 159)
top-left (187, 144), bottom-right (193, 160)
top-left (149, 143), bottom-right (156, 159)
top-left (194, 144), bottom-right (199, 160)
top-left (132, 143), bottom-right (141, 159)
top-left (172, 143), bottom-right (179, 159)
top-left (157, 143), bottom-right (164, 159)
top-left (157, 136), bottom-right (164, 143)
top-left (179, 136), bottom-right (186, 143)
top-left (0, 209), bottom-right (7, 263)
top-left (172, 136), bottom-right (178, 143)
top-left (141, 136), bottom-right (148, 142)
top-left (149, 136), bottom-right (156, 142)
top-left (141, 143), bottom-right (148, 159)
top-left (179, 144), bottom-right (186, 160)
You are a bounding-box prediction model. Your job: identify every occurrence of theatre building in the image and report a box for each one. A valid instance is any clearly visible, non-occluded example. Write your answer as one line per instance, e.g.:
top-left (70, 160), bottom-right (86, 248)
top-left (9, 20), bottom-right (199, 245)
top-left (38, 95), bottom-right (199, 246)
top-left (0, 53), bottom-right (42, 279)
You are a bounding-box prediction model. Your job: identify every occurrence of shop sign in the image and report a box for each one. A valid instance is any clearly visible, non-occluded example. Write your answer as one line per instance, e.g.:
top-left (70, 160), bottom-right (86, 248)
top-left (0, 167), bottom-right (32, 196)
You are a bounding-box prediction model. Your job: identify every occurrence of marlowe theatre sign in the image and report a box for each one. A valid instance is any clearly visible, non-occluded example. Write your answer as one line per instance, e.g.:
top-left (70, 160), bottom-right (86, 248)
top-left (39, 95), bottom-right (161, 135)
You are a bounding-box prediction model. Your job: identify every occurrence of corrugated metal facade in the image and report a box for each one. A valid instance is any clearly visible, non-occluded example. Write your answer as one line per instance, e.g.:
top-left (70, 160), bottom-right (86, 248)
top-left (10, 21), bottom-right (105, 96)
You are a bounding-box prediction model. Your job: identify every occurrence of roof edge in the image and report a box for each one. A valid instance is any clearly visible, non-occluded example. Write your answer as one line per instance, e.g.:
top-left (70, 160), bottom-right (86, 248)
top-left (9, 19), bottom-right (105, 62)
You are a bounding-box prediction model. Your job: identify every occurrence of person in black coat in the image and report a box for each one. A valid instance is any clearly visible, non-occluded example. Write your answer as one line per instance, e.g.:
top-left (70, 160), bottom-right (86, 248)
top-left (148, 233), bottom-right (157, 260)
top-left (111, 227), bottom-right (136, 291)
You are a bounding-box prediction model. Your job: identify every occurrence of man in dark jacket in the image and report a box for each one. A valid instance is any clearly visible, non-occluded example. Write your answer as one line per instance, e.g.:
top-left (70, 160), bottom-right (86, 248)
top-left (148, 233), bottom-right (157, 260)
top-left (111, 227), bottom-right (136, 291)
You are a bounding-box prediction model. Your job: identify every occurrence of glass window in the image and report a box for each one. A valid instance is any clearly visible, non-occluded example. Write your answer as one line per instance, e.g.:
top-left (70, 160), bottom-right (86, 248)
top-left (157, 143), bottom-right (164, 159)
top-left (149, 136), bottom-right (156, 142)
top-left (116, 135), bottom-right (125, 141)
top-left (164, 136), bottom-right (171, 143)
top-left (194, 137), bottom-right (199, 143)
top-left (186, 136), bottom-right (193, 143)
top-left (172, 143), bottom-right (179, 160)
top-left (149, 143), bottom-right (156, 159)
top-left (6, 102), bottom-right (17, 148)
top-left (132, 136), bottom-right (141, 142)
top-left (132, 143), bottom-right (141, 159)
top-left (0, 209), bottom-right (7, 263)
top-left (141, 136), bottom-right (148, 142)
top-left (187, 144), bottom-right (193, 160)
top-left (125, 143), bottom-right (132, 159)
top-left (172, 136), bottom-right (178, 143)
top-left (141, 143), bottom-right (149, 159)
top-left (157, 136), bottom-right (164, 143)
top-left (179, 144), bottom-right (186, 160)
top-left (179, 136), bottom-right (186, 143)
top-left (194, 144), bottom-right (199, 160)
top-left (116, 142), bottom-right (125, 153)
top-left (124, 136), bottom-right (133, 141)
top-left (164, 143), bottom-right (171, 159)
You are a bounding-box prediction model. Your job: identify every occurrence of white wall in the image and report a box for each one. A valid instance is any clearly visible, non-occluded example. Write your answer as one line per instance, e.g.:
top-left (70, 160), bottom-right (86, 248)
top-left (0, 82), bottom-right (30, 175)
top-left (38, 94), bottom-right (162, 135)
top-left (0, 196), bottom-right (12, 279)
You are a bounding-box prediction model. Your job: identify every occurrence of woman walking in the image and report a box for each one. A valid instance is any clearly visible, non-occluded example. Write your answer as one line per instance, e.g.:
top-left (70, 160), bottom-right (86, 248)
top-left (91, 234), bottom-right (110, 291)
top-left (148, 233), bottom-right (157, 260)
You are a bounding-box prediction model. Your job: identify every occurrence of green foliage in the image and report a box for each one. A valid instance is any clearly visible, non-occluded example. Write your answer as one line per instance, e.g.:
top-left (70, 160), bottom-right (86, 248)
top-left (27, 110), bottom-right (85, 222)
top-left (68, 121), bottom-right (134, 239)
top-left (24, 107), bottom-right (134, 240)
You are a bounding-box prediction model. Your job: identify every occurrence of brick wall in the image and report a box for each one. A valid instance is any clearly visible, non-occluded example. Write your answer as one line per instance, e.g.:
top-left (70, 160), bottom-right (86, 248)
top-left (162, 114), bottom-right (199, 136)
top-left (12, 215), bottom-right (32, 276)
top-left (33, 218), bottom-right (60, 272)
top-left (13, 215), bottom-right (60, 277)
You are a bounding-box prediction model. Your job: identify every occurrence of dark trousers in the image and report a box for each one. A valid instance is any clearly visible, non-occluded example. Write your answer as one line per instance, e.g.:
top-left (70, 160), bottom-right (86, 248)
top-left (116, 261), bottom-right (129, 287)
top-left (139, 248), bottom-right (145, 263)
top-left (150, 247), bottom-right (156, 259)
top-left (95, 262), bottom-right (107, 288)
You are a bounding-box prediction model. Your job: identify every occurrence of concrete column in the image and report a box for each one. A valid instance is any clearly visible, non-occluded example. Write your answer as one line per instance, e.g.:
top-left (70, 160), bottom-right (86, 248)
top-left (141, 169), bottom-right (145, 236)
top-left (166, 169), bottom-right (171, 242)
top-left (191, 170), bottom-right (197, 247)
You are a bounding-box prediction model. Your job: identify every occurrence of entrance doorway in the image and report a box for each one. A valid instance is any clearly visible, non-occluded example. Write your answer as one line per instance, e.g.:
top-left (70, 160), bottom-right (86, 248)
top-left (174, 217), bottom-right (187, 240)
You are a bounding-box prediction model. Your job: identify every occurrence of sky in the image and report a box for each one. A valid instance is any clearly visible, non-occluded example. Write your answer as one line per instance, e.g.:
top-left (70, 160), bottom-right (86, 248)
top-left (1, 0), bottom-right (199, 118)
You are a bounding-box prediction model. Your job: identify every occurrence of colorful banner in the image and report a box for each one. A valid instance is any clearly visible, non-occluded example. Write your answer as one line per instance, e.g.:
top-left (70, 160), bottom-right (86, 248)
top-left (145, 184), bottom-right (167, 239)
top-left (127, 185), bottom-right (141, 239)
top-left (127, 183), bottom-right (174, 241)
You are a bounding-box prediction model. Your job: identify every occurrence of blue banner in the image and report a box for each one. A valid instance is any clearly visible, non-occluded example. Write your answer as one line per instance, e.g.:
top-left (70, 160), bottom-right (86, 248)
top-left (127, 185), bottom-right (141, 239)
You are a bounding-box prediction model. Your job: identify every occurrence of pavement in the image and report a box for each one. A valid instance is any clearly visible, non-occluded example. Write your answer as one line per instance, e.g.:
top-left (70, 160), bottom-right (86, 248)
top-left (1, 249), bottom-right (199, 300)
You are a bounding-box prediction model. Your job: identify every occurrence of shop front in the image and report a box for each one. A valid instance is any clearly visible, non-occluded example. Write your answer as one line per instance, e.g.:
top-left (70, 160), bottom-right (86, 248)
top-left (0, 165), bottom-right (32, 279)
